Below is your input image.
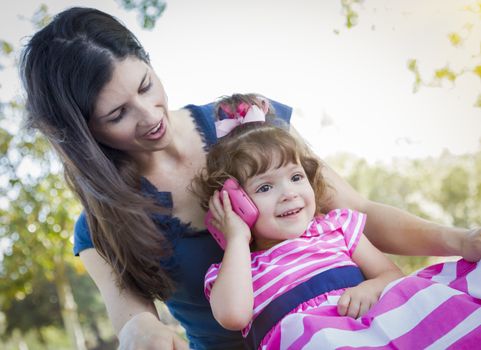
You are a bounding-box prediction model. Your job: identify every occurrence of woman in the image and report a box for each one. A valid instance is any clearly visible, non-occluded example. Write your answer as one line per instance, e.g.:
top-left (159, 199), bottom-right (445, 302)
top-left (20, 7), bottom-right (481, 350)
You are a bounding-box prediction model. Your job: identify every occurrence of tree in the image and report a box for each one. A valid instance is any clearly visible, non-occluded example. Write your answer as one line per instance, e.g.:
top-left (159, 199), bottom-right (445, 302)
top-left (117, 0), bottom-right (167, 29)
top-left (327, 148), bottom-right (481, 273)
top-left (0, 6), bottom-right (87, 349)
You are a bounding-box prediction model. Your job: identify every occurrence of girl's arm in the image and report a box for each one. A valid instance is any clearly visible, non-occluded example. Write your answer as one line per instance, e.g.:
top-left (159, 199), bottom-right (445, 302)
top-left (337, 234), bottom-right (404, 318)
top-left (80, 249), bottom-right (188, 350)
top-left (208, 191), bottom-right (254, 330)
top-left (321, 162), bottom-right (481, 261)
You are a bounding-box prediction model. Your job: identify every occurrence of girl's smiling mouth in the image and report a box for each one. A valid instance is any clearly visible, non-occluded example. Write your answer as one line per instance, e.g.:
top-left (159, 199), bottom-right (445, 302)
top-left (277, 207), bottom-right (303, 217)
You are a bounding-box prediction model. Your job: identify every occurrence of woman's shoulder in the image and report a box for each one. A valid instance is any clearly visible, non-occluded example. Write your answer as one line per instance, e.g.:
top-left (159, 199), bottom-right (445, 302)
top-left (73, 211), bottom-right (94, 256)
top-left (180, 103), bottom-right (218, 147)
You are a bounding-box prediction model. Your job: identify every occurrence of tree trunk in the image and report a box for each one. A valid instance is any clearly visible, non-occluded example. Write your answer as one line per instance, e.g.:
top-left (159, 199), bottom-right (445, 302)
top-left (54, 255), bottom-right (87, 350)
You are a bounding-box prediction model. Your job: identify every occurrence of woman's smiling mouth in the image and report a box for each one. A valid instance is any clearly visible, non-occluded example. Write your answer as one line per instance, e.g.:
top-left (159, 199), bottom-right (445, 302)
top-left (144, 119), bottom-right (165, 140)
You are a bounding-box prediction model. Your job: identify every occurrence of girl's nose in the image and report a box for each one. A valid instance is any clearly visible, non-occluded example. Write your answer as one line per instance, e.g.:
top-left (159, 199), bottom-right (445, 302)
top-left (280, 190), bottom-right (298, 201)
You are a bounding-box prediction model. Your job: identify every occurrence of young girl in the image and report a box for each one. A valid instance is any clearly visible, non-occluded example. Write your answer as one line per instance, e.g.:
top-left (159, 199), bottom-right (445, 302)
top-left (192, 94), bottom-right (481, 350)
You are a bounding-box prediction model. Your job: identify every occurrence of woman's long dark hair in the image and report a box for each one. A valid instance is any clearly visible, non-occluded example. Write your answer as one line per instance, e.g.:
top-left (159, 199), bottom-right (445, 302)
top-left (20, 7), bottom-right (174, 300)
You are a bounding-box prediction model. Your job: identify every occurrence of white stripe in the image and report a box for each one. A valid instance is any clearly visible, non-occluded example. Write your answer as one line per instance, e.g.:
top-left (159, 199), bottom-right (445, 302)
top-left (251, 235), bottom-right (320, 267)
top-left (251, 237), bottom-right (343, 280)
top-left (280, 314), bottom-right (307, 349)
top-left (347, 213), bottom-right (364, 251)
top-left (302, 283), bottom-right (463, 349)
top-left (333, 208), bottom-right (342, 219)
top-left (425, 307), bottom-right (481, 350)
top-left (254, 253), bottom-right (342, 298)
top-left (341, 209), bottom-right (353, 234)
top-left (466, 261), bottom-right (481, 299)
top-left (264, 260), bottom-right (355, 308)
top-left (431, 261), bottom-right (457, 285)
top-left (252, 257), bottom-right (350, 315)
top-left (252, 249), bottom-right (332, 283)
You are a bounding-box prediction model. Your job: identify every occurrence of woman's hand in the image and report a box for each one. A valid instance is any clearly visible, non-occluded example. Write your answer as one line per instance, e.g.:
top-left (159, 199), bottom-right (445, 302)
top-left (208, 190), bottom-right (251, 245)
top-left (118, 312), bottom-right (188, 350)
top-left (460, 227), bottom-right (481, 262)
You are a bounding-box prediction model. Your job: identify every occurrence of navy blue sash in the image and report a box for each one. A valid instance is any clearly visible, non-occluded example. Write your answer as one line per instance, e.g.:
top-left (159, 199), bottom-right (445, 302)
top-left (243, 265), bottom-right (365, 350)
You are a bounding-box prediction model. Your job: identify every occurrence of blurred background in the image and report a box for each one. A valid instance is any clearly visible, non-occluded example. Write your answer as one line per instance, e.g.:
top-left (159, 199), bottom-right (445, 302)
top-left (1, 0), bottom-right (480, 349)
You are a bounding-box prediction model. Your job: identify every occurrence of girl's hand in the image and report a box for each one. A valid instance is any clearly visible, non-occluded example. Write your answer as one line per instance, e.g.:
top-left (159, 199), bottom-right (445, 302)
top-left (208, 190), bottom-right (251, 245)
top-left (337, 280), bottom-right (383, 319)
top-left (460, 227), bottom-right (481, 262)
top-left (118, 312), bottom-right (188, 350)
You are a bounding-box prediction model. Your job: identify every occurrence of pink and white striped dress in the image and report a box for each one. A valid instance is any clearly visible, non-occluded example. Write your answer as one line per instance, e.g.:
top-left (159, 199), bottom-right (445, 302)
top-left (204, 209), bottom-right (481, 349)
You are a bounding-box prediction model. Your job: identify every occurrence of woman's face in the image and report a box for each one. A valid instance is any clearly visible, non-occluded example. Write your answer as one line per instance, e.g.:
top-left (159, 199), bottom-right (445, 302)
top-left (89, 57), bottom-right (172, 156)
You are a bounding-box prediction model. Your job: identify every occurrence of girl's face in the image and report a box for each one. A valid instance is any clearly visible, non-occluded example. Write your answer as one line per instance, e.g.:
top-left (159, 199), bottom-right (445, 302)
top-left (89, 57), bottom-right (172, 157)
top-left (244, 159), bottom-right (316, 250)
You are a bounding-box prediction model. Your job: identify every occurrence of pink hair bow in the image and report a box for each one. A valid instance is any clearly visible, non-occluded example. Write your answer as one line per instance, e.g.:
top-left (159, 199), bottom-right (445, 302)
top-left (215, 99), bottom-right (269, 138)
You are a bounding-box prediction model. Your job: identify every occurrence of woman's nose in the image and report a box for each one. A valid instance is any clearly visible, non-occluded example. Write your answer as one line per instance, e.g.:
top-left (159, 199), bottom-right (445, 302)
top-left (135, 98), bottom-right (159, 124)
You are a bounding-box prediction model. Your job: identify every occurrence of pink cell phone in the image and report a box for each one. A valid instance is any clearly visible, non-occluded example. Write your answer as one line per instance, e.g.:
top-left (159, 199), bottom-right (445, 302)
top-left (205, 178), bottom-right (259, 249)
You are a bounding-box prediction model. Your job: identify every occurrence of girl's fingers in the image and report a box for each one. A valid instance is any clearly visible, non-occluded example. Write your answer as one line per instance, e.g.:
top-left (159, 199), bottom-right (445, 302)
top-left (209, 192), bottom-right (222, 220)
top-left (337, 293), bottom-right (350, 316)
top-left (221, 190), bottom-right (233, 213)
top-left (358, 301), bottom-right (370, 318)
top-left (347, 299), bottom-right (361, 319)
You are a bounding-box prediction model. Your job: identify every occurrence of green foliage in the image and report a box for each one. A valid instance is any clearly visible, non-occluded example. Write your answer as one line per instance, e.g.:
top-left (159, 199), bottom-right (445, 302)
top-left (340, 0), bottom-right (363, 29)
top-left (117, 0), bottom-right (167, 29)
top-left (0, 8), bottom-right (114, 347)
top-left (327, 149), bottom-right (481, 273)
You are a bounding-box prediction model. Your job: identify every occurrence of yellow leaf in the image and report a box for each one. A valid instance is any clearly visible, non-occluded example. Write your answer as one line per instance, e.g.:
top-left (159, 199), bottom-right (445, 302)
top-left (434, 68), bottom-right (456, 82)
top-left (407, 59), bottom-right (418, 72)
top-left (473, 65), bottom-right (481, 79)
top-left (448, 32), bottom-right (462, 46)
top-left (1, 40), bottom-right (13, 55)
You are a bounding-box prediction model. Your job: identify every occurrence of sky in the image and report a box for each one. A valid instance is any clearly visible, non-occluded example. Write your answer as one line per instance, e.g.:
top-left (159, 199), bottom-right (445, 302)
top-left (1, 0), bottom-right (480, 163)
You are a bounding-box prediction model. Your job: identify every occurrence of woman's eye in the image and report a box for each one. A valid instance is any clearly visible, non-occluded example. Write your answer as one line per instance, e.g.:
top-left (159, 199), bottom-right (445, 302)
top-left (109, 108), bottom-right (125, 123)
top-left (139, 79), bottom-right (152, 93)
top-left (256, 184), bottom-right (271, 193)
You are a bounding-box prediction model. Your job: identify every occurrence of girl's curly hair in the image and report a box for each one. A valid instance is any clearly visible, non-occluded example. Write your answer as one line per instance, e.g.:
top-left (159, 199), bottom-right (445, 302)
top-left (192, 94), bottom-right (328, 215)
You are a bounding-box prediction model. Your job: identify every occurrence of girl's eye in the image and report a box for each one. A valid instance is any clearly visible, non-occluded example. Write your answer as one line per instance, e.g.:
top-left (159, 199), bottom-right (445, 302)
top-left (139, 79), bottom-right (152, 94)
top-left (292, 173), bottom-right (304, 182)
top-left (256, 184), bottom-right (272, 193)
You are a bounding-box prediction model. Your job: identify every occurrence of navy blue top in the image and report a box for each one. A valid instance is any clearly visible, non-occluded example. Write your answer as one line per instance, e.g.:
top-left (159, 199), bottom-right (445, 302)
top-left (74, 99), bottom-right (292, 349)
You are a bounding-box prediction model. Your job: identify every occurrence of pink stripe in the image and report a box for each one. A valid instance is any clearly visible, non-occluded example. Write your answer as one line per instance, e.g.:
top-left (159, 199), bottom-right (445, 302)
top-left (368, 295), bottom-right (481, 350)
top-left (289, 309), bottom-right (367, 349)
top-left (447, 324), bottom-right (481, 350)
top-left (277, 293), bottom-right (480, 350)
top-left (448, 259), bottom-right (477, 294)
top-left (415, 262), bottom-right (444, 280)
top-left (362, 276), bottom-right (436, 318)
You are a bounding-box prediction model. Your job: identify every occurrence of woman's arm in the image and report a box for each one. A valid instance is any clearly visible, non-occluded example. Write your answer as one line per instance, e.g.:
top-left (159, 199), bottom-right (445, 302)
top-left (208, 191), bottom-right (254, 330)
top-left (338, 235), bottom-right (404, 318)
top-left (80, 249), bottom-right (188, 350)
top-left (321, 162), bottom-right (481, 261)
